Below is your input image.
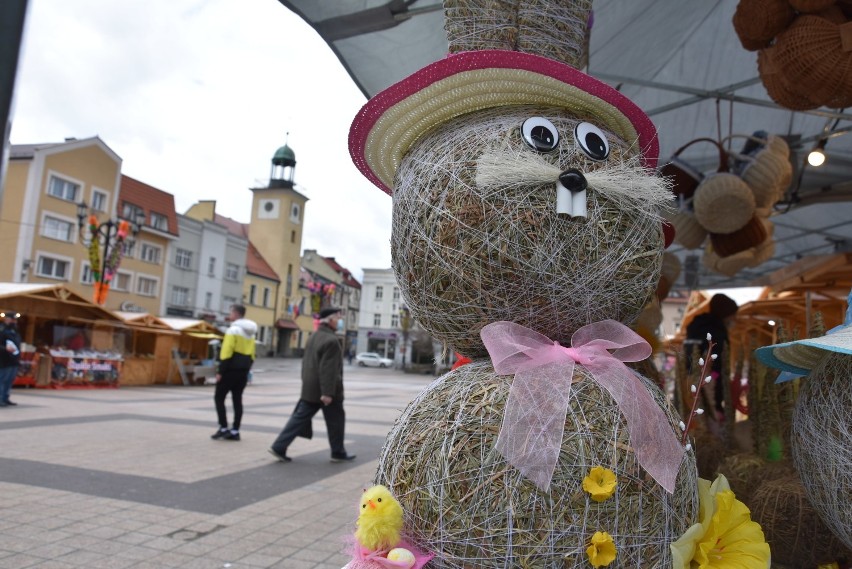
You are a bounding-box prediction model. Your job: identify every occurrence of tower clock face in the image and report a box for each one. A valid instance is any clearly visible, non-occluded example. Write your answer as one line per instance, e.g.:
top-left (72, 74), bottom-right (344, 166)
top-left (257, 199), bottom-right (280, 219)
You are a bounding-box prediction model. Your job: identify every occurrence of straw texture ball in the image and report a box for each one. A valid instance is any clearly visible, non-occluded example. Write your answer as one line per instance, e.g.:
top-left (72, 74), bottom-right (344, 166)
top-left (375, 361), bottom-right (698, 569)
top-left (732, 0), bottom-right (795, 48)
top-left (716, 454), bottom-right (796, 506)
top-left (750, 476), bottom-right (852, 566)
top-left (666, 210), bottom-right (707, 250)
top-left (741, 148), bottom-right (793, 208)
top-left (392, 106), bottom-right (667, 357)
top-left (791, 352), bottom-right (852, 550)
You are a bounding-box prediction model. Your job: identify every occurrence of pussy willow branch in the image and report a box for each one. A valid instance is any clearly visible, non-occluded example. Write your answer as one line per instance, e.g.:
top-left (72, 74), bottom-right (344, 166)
top-left (682, 338), bottom-right (717, 445)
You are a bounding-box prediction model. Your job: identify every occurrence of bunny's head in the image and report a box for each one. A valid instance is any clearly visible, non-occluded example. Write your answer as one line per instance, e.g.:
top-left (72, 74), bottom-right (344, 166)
top-left (351, 50), bottom-right (672, 356)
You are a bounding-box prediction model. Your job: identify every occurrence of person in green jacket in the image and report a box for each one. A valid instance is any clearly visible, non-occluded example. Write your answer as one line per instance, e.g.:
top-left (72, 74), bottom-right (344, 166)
top-left (211, 304), bottom-right (257, 441)
top-left (268, 307), bottom-right (355, 463)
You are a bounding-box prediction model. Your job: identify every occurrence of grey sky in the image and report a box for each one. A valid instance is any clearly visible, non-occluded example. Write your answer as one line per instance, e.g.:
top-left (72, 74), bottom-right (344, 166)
top-left (11, 0), bottom-right (393, 281)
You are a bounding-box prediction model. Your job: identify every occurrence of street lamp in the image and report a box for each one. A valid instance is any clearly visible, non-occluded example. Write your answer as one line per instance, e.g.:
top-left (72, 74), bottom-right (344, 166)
top-left (77, 201), bottom-right (144, 305)
top-left (399, 305), bottom-right (412, 370)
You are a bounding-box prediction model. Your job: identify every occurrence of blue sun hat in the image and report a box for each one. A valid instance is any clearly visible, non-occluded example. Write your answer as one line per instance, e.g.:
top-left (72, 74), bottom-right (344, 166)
top-left (755, 288), bottom-right (852, 381)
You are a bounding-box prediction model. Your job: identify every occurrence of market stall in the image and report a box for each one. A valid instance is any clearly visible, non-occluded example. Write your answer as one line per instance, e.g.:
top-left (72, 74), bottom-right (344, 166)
top-left (113, 312), bottom-right (180, 385)
top-left (158, 317), bottom-right (223, 384)
top-left (0, 283), bottom-right (127, 388)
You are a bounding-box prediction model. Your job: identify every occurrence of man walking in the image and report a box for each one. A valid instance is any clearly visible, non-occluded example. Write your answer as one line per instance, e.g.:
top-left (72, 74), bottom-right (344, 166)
top-left (269, 307), bottom-right (355, 463)
top-left (0, 311), bottom-right (22, 407)
top-left (211, 304), bottom-right (256, 441)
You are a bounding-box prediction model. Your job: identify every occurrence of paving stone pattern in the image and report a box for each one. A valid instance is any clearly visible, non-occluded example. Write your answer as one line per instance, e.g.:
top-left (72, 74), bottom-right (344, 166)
top-left (0, 359), bottom-right (434, 568)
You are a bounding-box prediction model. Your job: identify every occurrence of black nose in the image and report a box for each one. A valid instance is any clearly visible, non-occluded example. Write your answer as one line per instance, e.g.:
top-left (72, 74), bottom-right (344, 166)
top-left (559, 168), bottom-right (587, 193)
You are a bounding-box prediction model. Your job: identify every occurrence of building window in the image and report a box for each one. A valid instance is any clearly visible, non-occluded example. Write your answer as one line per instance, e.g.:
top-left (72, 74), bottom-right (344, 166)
top-left (47, 175), bottom-right (79, 201)
top-left (290, 203), bottom-right (300, 223)
top-left (374, 313), bottom-right (381, 327)
top-left (249, 284), bottom-right (257, 305)
top-left (375, 286), bottom-right (383, 301)
top-left (91, 190), bottom-right (108, 212)
top-left (171, 286), bottom-right (190, 306)
top-left (122, 202), bottom-right (145, 224)
top-left (42, 216), bottom-right (74, 242)
top-left (205, 292), bottom-right (212, 309)
top-left (262, 287), bottom-right (270, 307)
top-left (36, 255), bottom-right (70, 280)
top-left (175, 248), bottom-right (192, 269)
top-left (113, 272), bottom-right (131, 292)
top-left (136, 276), bottom-right (158, 297)
top-left (208, 256), bottom-right (216, 276)
top-left (391, 314), bottom-right (399, 327)
top-left (81, 263), bottom-right (96, 285)
top-left (223, 296), bottom-right (238, 312)
top-left (150, 212), bottom-right (168, 232)
top-left (122, 240), bottom-right (136, 258)
top-left (225, 263), bottom-right (239, 281)
top-left (140, 243), bottom-right (161, 264)
top-left (258, 326), bottom-right (266, 344)
top-left (291, 230), bottom-right (296, 243)
top-left (393, 287), bottom-right (400, 301)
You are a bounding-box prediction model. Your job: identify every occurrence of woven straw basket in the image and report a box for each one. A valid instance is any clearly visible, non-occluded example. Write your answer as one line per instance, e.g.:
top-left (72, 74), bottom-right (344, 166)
top-left (741, 148), bottom-right (793, 208)
top-left (710, 215), bottom-right (768, 257)
top-left (772, 14), bottom-right (852, 109)
top-left (749, 236), bottom-right (775, 267)
top-left (758, 45), bottom-right (823, 110)
top-left (666, 210), bottom-right (707, 249)
top-left (790, 0), bottom-right (840, 12)
top-left (733, 0), bottom-right (794, 49)
top-left (693, 173), bottom-right (756, 234)
top-left (703, 243), bottom-right (756, 277)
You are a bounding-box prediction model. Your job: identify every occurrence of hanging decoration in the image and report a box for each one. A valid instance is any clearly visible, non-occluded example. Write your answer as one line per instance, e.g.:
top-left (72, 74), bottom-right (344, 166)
top-left (84, 219), bottom-right (131, 306)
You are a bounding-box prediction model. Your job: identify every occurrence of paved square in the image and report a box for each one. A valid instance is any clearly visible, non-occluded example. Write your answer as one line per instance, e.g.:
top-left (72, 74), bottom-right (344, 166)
top-left (0, 359), bottom-right (434, 568)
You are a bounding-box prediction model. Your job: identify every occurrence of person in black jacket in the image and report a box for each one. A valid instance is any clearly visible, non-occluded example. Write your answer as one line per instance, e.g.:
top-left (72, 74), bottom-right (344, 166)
top-left (684, 294), bottom-right (738, 419)
top-left (0, 311), bottom-right (22, 407)
top-left (268, 307), bottom-right (356, 463)
top-left (211, 305), bottom-right (257, 441)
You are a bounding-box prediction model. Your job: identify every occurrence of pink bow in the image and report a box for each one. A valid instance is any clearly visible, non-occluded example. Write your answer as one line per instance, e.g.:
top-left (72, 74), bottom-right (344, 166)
top-left (481, 320), bottom-right (684, 493)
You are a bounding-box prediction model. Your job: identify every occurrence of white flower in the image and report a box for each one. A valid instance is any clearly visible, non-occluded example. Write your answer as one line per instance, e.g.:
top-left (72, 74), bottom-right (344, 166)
top-left (696, 408), bottom-right (704, 415)
top-left (705, 376), bottom-right (713, 384)
top-left (679, 421), bottom-right (686, 430)
top-left (711, 354), bottom-right (718, 360)
top-left (699, 357), bottom-right (705, 366)
top-left (690, 385), bottom-right (697, 393)
top-left (706, 333), bottom-right (713, 341)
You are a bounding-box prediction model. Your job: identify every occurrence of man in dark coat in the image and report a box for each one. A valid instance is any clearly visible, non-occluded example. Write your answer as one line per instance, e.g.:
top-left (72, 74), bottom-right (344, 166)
top-left (268, 307), bottom-right (355, 463)
top-left (684, 293), bottom-right (738, 419)
top-left (0, 311), bottom-right (22, 407)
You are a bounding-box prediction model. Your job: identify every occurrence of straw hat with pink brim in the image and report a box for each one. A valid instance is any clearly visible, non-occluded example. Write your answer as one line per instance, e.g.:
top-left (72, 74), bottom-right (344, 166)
top-left (755, 289), bottom-right (852, 377)
top-left (349, 49), bottom-right (660, 196)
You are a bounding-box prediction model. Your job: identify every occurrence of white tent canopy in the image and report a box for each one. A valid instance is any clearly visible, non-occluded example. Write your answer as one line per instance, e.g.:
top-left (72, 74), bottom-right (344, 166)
top-left (279, 0), bottom-right (852, 291)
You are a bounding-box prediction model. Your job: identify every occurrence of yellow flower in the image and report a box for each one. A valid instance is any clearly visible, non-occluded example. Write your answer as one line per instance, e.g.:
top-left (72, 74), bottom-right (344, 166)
top-left (586, 531), bottom-right (617, 567)
top-left (582, 466), bottom-right (617, 502)
top-left (671, 475), bottom-right (771, 569)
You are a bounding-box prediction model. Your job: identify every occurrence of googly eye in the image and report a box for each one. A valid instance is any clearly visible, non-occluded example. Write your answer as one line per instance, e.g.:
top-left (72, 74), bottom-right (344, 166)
top-left (521, 117), bottom-right (559, 153)
top-left (574, 122), bottom-right (610, 161)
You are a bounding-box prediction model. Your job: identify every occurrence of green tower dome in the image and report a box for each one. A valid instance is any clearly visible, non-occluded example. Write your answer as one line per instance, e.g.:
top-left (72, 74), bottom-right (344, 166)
top-left (272, 144), bottom-right (296, 167)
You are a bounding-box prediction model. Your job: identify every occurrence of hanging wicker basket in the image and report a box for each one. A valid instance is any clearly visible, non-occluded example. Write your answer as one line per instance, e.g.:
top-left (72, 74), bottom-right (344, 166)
top-left (710, 215), bottom-right (769, 257)
top-left (758, 45), bottom-right (823, 110)
top-left (704, 244), bottom-right (757, 277)
top-left (693, 172), bottom-right (756, 234)
top-left (733, 0), bottom-right (795, 49)
top-left (772, 14), bottom-right (852, 109)
top-left (658, 137), bottom-right (729, 199)
top-left (665, 210), bottom-right (708, 249)
top-left (740, 149), bottom-right (793, 208)
top-left (789, 0), bottom-right (839, 13)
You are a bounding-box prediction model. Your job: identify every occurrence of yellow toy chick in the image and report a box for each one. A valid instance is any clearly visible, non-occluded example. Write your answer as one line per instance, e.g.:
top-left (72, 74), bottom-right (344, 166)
top-left (355, 484), bottom-right (404, 551)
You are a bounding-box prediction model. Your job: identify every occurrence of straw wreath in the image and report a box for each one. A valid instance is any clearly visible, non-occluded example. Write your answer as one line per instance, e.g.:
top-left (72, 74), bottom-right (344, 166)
top-left (391, 106), bottom-right (670, 357)
top-left (375, 361), bottom-right (698, 569)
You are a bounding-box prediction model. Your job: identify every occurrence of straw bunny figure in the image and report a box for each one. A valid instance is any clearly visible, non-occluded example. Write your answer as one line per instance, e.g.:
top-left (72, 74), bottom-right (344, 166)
top-left (349, 2), bottom-right (698, 567)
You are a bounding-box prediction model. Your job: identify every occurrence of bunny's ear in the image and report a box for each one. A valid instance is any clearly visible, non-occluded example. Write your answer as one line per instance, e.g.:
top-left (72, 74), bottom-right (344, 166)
top-left (443, 0), bottom-right (593, 70)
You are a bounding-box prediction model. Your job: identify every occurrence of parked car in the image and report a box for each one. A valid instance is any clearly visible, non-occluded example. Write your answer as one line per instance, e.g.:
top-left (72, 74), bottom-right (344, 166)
top-left (355, 352), bottom-right (393, 368)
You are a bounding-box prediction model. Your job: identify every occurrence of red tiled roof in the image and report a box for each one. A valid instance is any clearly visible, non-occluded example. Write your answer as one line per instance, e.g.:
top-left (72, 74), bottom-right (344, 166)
top-left (119, 175), bottom-right (179, 237)
top-left (323, 256), bottom-right (362, 289)
top-left (246, 241), bottom-right (279, 281)
top-left (213, 213), bottom-right (248, 238)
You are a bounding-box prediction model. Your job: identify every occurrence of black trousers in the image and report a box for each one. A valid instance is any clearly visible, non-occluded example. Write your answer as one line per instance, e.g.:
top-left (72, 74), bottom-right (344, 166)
top-left (214, 370), bottom-right (249, 429)
top-left (271, 399), bottom-right (347, 456)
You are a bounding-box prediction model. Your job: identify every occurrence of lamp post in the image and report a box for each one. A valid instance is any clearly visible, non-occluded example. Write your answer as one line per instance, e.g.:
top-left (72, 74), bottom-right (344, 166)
top-left (399, 305), bottom-right (412, 371)
top-left (76, 201), bottom-right (144, 305)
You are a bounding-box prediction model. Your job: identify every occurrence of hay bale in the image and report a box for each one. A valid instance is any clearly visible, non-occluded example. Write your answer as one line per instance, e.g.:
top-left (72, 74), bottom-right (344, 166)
top-left (750, 476), bottom-right (852, 567)
top-left (392, 106), bottom-right (668, 357)
top-left (791, 352), bottom-right (852, 550)
top-left (716, 453), bottom-right (796, 507)
top-left (376, 362), bottom-right (698, 568)
top-left (692, 425), bottom-right (727, 480)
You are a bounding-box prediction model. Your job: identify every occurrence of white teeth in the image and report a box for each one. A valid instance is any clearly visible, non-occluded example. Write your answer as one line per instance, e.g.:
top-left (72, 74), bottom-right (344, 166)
top-left (555, 182), bottom-right (587, 218)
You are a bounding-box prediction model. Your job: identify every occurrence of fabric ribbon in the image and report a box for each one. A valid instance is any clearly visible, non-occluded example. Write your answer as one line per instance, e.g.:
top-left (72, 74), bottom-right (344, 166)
top-left (481, 319), bottom-right (684, 493)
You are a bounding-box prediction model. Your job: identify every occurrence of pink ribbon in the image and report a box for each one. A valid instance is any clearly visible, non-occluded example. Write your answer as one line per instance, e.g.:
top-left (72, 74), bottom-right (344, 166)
top-left (481, 320), bottom-right (684, 493)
